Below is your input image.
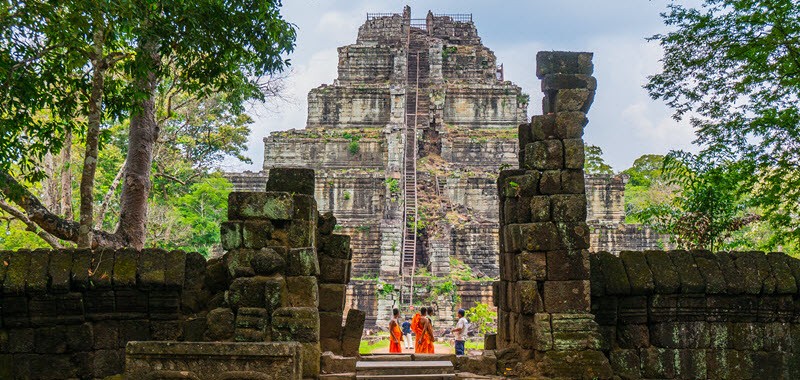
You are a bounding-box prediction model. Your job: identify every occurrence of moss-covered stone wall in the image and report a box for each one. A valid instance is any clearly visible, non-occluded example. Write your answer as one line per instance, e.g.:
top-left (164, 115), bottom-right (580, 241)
top-left (591, 250), bottom-right (800, 379)
top-left (0, 248), bottom-right (206, 379)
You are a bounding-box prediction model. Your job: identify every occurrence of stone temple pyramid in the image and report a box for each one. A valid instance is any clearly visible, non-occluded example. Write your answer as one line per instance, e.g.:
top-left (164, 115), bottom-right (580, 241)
top-left (226, 6), bottom-right (666, 327)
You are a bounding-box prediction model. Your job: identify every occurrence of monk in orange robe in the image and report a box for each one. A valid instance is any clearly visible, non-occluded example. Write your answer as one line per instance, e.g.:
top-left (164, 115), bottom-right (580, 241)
top-left (389, 308), bottom-right (403, 353)
top-left (415, 307), bottom-right (435, 353)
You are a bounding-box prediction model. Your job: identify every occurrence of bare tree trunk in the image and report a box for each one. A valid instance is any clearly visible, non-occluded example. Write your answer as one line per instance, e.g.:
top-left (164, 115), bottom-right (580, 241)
top-left (95, 158), bottom-right (125, 230)
top-left (42, 152), bottom-right (60, 214)
top-left (116, 39), bottom-right (159, 250)
top-left (77, 28), bottom-right (106, 248)
top-left (61, 129), bottom-right (73, 221)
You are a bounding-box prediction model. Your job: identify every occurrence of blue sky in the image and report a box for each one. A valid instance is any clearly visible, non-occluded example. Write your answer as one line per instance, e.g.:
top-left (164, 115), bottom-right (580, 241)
top-left (232, 0), bottom-right (698, 173)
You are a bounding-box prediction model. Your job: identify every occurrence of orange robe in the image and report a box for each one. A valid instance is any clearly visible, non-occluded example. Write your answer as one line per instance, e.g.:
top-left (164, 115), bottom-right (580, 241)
top-left (389, 319), bottom-right (403, 353)
top-left (414, 316), bottom-right (435, 353)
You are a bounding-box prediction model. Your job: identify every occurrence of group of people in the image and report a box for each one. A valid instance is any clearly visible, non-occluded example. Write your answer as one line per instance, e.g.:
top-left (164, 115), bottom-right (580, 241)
top-left (388, 307), bottom-right (469, 355)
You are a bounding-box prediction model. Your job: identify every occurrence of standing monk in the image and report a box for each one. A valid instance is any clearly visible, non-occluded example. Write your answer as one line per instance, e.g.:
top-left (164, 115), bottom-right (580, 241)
top-left (415, 307), bottom-right (435, 353)
top-left (389, 308), bottom-right (403, 353)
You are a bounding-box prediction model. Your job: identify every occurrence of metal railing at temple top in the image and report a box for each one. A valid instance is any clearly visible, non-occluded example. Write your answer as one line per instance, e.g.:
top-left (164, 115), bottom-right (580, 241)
top-left (433, 13), bottom-right (472, 22)
top-left (366, 12), bottom-right (399, 20)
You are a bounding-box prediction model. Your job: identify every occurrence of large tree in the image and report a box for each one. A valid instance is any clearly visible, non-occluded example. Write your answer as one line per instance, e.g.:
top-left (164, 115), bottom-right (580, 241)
top-left (646, 0), bottom-right (800, 246)
top-left (0, 0), bottom-right (295, 249)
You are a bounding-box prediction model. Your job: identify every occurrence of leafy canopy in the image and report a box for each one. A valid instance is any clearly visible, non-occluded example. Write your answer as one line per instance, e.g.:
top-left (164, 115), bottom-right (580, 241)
top-left (646, 0), bottom-right (800, 245)
top-left (632, 151), bottom-right (757, 251)
top-left (584, 144), bottom-right (614, 175)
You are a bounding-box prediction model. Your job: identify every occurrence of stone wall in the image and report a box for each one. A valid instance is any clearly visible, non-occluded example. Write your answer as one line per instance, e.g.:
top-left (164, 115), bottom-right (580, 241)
top-left (0, 248), bottom-right (205, 379)
top-left (591, 250), bottom-right (800, 379)
top-left (0, 168), bottom-right (363, 380)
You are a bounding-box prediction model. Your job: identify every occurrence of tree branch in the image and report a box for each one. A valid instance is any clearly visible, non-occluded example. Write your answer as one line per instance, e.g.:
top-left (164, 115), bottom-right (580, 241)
top-left (0, 198), bottom-right (63, 249)
top-left (0, 170), bottom-right (125, 248)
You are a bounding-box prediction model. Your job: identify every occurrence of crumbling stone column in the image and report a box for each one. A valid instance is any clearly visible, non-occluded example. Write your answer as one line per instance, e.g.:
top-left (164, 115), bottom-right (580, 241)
top-left (494, 51), bottom-right (612, 379)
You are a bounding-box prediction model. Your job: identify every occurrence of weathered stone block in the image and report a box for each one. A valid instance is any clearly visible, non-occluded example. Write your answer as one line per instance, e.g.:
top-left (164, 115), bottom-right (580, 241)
top-left (537, 349), bottom-right (613, 380)
top-left (556, 222), bottom-right (591, 250)
top-left (732, 251), bottom-right (769, 294)
top-left (562, 138), bottom-right (584, 170)
top-left (319, 311), bottom-right (344, 340)
top-left (250, 248), bottom-right (285, 276)
top-left (551, 194), bottom-right (587, 222)
top-left (669, 250), bottom-right (706, 293)
top-left (524, 140), bottom-right (563, 170)
top-left (318, 234), bottom-right (352, 260)
top-left (164, 250), bottom-right (186, 289)
top-left (716, 252), bottom-right (747, 294)
top-left (530, 114), bottom-right (557, 141)
top-left (641, 347), bottom-right (678, 379)
top-left (651, 321), bottom-right (710, 348)
top-left (618, 296), bottom-right (648, 324)
top-left (3, 250), bottom-right (30, 295)
top-left (595, 251), bottom-right (630, 295)
top-left (125, 341), bottom-right (303, 380)
top-left (554, 89), bottom-right (595, 112)
top-left (286, 276), bottom-right (318, 308)
top-left (235, 307), bottom-right (269, 341)
top-left (550, 313), bottom-right (602, 350)
top-left (555, 112), bottom-right (587, 139)
top-left (342, 309), bottom-right (366, 340)
top-left (543, 280), bottom-right (590, 313)
top-left (707, 349), bottom-right (754, 380)
top-left (517, 313), bottom-right (551, 350)
top-left (318, 211), bottom-right (337, 235)
top-left (497, 169), bottom-right (526, 198)
top-left (286, 248), bottom-right (320, 277)
top-left (546, 249), bottom-right (589, 280)
top-left (502, 173), bottom-right (538, 198)
top-left (693, 251), bottom-right (727, 294)
top-left (300, 342), bottom-right (321, 377)
top-left (542, 73), bottom-right (597, 91)
top-left (272, 307), bottom-right (320, 343)
top-left (318, 256), bottom-right (351, 284)
top-left (318, 283), bottom-right (347, 313)
top-left (205, 308), bottom-right (235, 341)
top-left (220, 221), bottom-right (243, 250)
top-left (505, 223), bottom-right (560, 253)
top-left (266, 167), bottom-right (315, 195)
top-left (609, 349), bottom-right (641, 379)
top-left (517, 280), bottom-right (543, 314)
top-left (515, 251), bottom-right (547, 281)
top-left (47, 250), bottom-right (72, 293)
top-left (616, 324), bottom-right (649, 349)
top-left (620, 251), bottom-right (655, 295)
top-left (111, 248), bottom-right (138, 289)
top-left (536, 51), bottom-right (594, 77)
top-left (138, 249), bottom-right (166, 289)
top-left (644, 250), bottom-right (680, 294)
top-left (228, 276), bottom-right (269, 310)
top-left (27, 249), bottom-right (50, 294)
top-left (242, 220), bottom-right (274, 249)
top-left (539, 170), bottom-right (562, 194)
top-left (560, 169), bottom-right (585, 194)
top-left (228, 191), bottom-right (294, 221)
top-left (767, 252), bottom-right (798, 294)
top-left (286, 220), bottom-right (316, 248)
top-left (529, 195), bottom-right (550, 222)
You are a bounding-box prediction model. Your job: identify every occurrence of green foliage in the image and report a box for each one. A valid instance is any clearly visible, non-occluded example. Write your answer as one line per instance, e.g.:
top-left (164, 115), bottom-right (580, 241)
top-left (516, 93), bottom-right (530, 106)
top-left (0, 220), bottom-right (51, 250)
top-left (466, 303), bottom-right (497, 335)
top-left (356, 225), bottom-right (371, 232)
top-left (623, 154), bottom-right (677, 224)
top-left (174, 175), bottom-right (232, 256)
top-left (632, 151), bottom-right (758, 251)
top-left (647, 0), bottom-right (800, 247)
top-left (385, 178), bottom-right (400, 195)
top-left (376, 280), bottom-right (397, 298)
top-left (441, 45), bottom-right (458, 60)
top-left (429, 280), bottom-right (460, 304)
top-left (343, 191), bottom-right (351, 201)
top-left (584, 144), bottom-right (614, 175)
top-left (347, 141), bottom-right (360, 155)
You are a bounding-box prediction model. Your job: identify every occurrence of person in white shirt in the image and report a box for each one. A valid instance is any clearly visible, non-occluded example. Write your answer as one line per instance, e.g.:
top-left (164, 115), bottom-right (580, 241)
top-left (452, 309), bottom-right (468, 355)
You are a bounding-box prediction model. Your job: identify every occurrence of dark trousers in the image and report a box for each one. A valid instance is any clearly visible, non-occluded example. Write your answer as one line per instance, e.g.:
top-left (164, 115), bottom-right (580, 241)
top-left (455, 340), bottom-right (465, 355)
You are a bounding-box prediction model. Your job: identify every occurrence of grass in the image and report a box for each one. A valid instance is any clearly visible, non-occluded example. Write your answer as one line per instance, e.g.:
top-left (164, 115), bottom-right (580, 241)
top-left (359, 339), bottom-right (390, 354)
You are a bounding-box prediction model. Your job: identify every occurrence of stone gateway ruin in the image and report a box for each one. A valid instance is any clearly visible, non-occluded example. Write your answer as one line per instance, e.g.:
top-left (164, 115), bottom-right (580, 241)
top-left (2, 7), bottom-right (800, 380)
